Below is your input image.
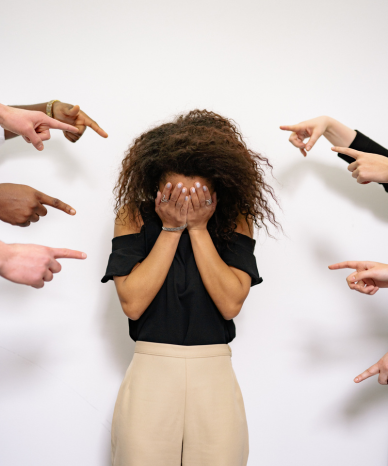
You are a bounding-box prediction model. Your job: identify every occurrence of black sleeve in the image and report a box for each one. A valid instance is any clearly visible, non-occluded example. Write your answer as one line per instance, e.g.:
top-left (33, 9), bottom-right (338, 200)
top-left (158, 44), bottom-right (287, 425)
top-left (338, 130), bottom-right (388, 192)
top-left (101, 230), bottom-right (147, 283)
top-left (219, 234), bottom-right (263, 287)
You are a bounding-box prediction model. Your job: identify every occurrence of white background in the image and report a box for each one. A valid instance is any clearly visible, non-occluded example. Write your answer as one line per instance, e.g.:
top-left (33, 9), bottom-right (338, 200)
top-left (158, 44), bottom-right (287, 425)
top-left (1, 0), bottom-right (388, 464)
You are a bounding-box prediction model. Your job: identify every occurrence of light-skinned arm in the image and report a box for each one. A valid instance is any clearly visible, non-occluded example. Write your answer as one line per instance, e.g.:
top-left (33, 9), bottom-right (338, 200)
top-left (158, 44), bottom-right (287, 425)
top-left (280, 116), bottom-right (356, 156)
top-left (113, 182), bottom-right (189, 320)
top-left (0, 241), bottom-right (86, 288)
top-left (187, 182), bottom-right (252, 320)
top-left (328, 260), bottom-right (388, 295)
top-left (281, 116), bottom-right (388, 184)
top-left (0, 103), bottom-right (78, 150)
top-left (4, 101), bottom-right (108, 143)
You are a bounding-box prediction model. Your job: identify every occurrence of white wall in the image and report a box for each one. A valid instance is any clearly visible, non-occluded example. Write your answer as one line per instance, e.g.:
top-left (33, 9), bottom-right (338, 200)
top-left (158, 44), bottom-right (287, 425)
top-left (1, 0), bottom-right (388, 464)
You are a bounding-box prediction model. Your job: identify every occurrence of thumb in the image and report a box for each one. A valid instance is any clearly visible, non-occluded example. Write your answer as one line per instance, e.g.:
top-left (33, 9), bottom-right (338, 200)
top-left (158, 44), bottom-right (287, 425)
top-left (26, 128), bottom-right (45, 151)
top-left (305, 130), bottom-right (321, 152)
top-left (349, 269), bottom-right (374, 283)
top-left (64, 104), bottom-right (80, 117)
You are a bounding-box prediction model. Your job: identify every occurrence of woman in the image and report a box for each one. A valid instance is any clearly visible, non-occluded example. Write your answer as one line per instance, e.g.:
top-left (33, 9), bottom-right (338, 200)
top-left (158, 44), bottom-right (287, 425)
top-left (102, 110), bottom-right (279, 466)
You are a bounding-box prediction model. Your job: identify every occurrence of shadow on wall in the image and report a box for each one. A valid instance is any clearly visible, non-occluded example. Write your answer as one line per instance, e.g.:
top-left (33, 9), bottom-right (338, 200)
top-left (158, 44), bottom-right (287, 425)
top-left (98, 221), bottom-right (136, 376)
top-left (100, 285), bottom-right (136, 375)
top-left (303, 236), bottom-right (388, 423)
top-left (0, 136), bottom-right (93, 186)
top-left (278, 157), bottom-right (388, 423)
top-left (277, 157), bottom-right (388, 223)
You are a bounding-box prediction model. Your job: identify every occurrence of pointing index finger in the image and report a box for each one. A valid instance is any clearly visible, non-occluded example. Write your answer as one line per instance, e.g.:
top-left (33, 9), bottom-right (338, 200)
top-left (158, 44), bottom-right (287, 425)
top-left (44, 114), bottom-right (79, 134)
top-left (328, 261), bottom-right (359, 270)
top-left (354, 363), bottom-right (380, 383)
top-left (38, 192), bottom-right (76, 215)
top-left (280, 125), bottom-right (299, 132)
top-left (81, 111), bottom-right (108, 138)
top-left (331, 147), bottom-right (359, 159)
top-left (52, 248), bottom-right (87, 259)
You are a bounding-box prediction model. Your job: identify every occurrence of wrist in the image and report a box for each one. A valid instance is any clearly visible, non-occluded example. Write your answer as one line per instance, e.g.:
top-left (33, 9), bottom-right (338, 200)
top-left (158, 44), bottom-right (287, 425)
top-left (160, 228), bottom-right (184, 238)
top-left (48, 100), bottom-right (60, 119)
top-left (0, 104), bottom-right (10, 126)
top-left (188, 227), bottom-right (208, 235)
top-left (321, 116), bottom-right (333, 135)
top-left (0, 241), bottom-right (11, 274)
top-left (324, 116), bottom-right (343, 139)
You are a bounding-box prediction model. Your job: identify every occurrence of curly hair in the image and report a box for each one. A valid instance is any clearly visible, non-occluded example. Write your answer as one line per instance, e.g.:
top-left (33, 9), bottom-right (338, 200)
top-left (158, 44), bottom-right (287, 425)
top-left (114, 109), bottom-right (280, 246)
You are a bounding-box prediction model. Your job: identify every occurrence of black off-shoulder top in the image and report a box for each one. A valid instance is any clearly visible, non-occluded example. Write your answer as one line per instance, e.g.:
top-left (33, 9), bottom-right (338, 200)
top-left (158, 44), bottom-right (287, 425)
top-left (102, 206), bottom-right (262, 346)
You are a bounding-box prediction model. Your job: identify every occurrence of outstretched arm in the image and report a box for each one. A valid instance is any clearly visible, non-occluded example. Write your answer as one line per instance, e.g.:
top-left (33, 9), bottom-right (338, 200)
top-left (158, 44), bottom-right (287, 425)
top-left (280, 116), bottom-right (356, 156)
top-left (3, 101), bottom-right (108, 142)
top-left (0, 104), bottom-right (79, 150)
top-left (0, 241), bottom-right (86, 288)
top-left (329, 260), bottom-right (388, 295)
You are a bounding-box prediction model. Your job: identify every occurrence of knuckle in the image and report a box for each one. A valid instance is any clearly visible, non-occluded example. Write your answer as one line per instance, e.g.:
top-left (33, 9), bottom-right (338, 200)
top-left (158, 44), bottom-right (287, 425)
top-left (52, 198), bottom-right (60, 207)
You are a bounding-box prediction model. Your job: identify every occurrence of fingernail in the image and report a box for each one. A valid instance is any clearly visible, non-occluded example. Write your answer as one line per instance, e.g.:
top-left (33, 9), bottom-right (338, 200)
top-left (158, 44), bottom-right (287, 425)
top-left (195, 182), bottom-right (201, 188)
top-left (185, 196), bottom-right (189, 201)
top-left (177, 182), bottom-right (182, 188)
top-left (182, 187), bottom-right (186, 193)
top-left (166, 182), bottom-right (171, 188)
top-left (38, 144), bottom-right (44, 150)
top-left (191, 187), bottom-right (195, 193)
top-left (306, 146), bottom-right (311, 151)
top-left (203, 186), bottom-right (207, 191)
top-left (70, 209), bottom-right (76, 215)
top-left (82, 253), bottom-right (87, 259)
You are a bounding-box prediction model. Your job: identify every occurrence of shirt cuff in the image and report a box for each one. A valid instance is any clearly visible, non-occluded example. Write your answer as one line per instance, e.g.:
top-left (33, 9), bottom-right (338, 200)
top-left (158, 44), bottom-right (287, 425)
top-left (0, 126), bottom-right (4, 147)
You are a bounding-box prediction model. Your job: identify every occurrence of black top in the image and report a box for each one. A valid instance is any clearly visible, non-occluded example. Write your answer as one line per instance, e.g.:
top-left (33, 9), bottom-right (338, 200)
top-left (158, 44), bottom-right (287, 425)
top-left (102, 206), bottom-right (262, 346)
top-left (338, 130), bottom-right (388, 192)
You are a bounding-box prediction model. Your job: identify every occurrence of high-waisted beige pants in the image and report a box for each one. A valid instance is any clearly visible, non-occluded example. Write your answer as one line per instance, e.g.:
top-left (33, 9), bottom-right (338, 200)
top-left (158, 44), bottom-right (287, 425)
top-left (111, 341), bottom-right (249, 466)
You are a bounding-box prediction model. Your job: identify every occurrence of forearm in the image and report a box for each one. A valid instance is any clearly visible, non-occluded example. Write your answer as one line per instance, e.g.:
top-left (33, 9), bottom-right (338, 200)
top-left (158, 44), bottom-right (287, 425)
top-left (324, 117), bottom-right (356, 147)
top-left (114, 230), bottom-right (182, 320)
top-left (0, 241), bottom-right (10, 276)
top-left (3, 103), bottom-right (48, 140)
top-left (189, 229), bottom-right (248, 319)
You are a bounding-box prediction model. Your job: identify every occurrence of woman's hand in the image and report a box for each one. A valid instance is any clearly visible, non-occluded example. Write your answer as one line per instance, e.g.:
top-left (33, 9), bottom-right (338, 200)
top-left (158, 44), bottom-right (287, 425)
top-left (354, 352), bottom-right (388, 385)
top-left (280, 116), bottom-right (330, 156)
top-left (331, 146), bottom-right (388, 184)
top-left (0, 104), bottom-right (79, 151)
top-left (52, 101), bottom-right (108, 143)
top-left (155, 181), bottom-right (189, 229)
top-left (280, 116), bottom-right (356, 156)
top-left (329, 260), bottom-right (388, 295)
top-left (187, 182), bottom-right (217, 231)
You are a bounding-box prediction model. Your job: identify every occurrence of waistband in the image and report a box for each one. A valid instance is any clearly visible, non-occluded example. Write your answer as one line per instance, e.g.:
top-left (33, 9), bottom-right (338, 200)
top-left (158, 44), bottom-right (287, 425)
top-left (134, 341), bottom-right (232, 359)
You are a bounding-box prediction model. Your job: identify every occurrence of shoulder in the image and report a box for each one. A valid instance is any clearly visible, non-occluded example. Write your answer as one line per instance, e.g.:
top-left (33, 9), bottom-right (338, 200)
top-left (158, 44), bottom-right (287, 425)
top-left (114, 206), bottom-right (144, 237)
top-left (234, 214), bottom-right (253, 238)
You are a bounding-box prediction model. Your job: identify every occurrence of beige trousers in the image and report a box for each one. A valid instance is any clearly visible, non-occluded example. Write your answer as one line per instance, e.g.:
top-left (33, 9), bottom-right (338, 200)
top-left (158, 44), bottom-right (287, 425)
top-left (111, 341), bottom-right (249, 466)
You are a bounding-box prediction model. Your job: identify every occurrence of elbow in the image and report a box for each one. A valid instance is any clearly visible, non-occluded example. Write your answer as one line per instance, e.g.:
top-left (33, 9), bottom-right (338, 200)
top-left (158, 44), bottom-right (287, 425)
top-left (220, 302), bottom-right (243, 320)
top-left (121, 301), bottom-right (144, 321)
